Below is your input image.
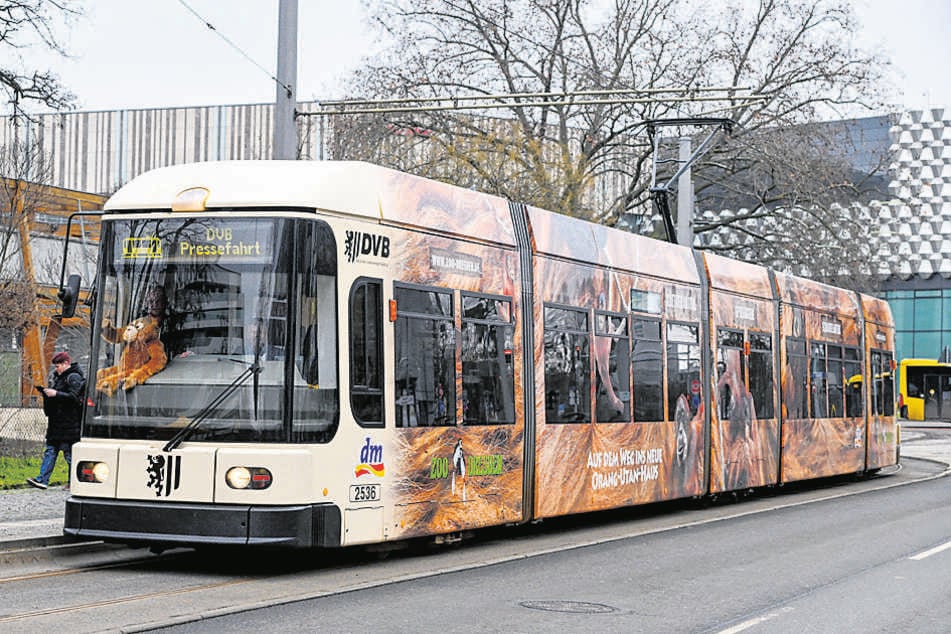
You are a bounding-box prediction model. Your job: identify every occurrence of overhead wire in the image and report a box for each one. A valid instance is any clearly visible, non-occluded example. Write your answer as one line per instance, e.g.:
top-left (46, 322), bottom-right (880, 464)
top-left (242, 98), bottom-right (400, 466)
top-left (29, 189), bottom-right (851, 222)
top-left (175, 0), bottom-right (292, 96)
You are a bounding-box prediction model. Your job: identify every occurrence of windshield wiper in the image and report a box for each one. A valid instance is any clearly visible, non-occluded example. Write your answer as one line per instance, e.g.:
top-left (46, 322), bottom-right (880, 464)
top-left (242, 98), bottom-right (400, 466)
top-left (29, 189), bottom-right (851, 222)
top-left (162, 360), bottom-right (262, 452)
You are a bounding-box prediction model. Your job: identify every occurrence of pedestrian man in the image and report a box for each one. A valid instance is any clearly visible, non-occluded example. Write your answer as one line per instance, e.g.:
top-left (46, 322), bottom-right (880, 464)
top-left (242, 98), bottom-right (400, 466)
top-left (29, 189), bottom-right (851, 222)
top-left (27, 351), bottom-right (85, 490)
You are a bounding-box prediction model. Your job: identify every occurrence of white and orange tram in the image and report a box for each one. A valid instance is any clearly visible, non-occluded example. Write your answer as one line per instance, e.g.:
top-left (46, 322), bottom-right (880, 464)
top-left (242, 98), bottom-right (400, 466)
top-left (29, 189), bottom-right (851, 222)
top-left (63, 161), bottom-right (899, 548)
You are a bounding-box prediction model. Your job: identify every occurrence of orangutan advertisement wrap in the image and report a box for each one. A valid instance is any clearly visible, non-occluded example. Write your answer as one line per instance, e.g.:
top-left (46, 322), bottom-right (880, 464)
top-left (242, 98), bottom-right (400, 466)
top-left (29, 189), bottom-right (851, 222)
top-left (377, 172), bottom-right (526, 540)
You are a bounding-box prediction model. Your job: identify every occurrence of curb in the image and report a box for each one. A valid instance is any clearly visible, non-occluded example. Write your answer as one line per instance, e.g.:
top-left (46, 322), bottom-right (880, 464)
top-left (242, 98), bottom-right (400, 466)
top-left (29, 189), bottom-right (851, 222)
top-left (0, 534), bottom-right (83, 552)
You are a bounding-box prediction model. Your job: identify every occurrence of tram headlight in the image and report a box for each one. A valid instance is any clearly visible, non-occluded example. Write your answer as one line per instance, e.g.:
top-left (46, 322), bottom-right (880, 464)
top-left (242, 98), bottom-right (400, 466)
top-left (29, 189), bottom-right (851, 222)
top-left (225, 466), bottom-right (272, 490)
top-left (226, 466), bottom-right (251, 489)
top-left (77, 460), bottom-right (110, 483)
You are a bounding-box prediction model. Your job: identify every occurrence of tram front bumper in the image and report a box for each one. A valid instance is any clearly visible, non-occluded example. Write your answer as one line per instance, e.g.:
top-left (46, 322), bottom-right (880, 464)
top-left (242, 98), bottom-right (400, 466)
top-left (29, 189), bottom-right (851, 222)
top-left (64, 497), bottom-right (341, 548)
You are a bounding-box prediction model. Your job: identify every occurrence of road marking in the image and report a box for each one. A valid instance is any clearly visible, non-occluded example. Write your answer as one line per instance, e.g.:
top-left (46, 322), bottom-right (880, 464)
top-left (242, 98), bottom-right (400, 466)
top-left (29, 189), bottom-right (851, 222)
top-left (716, 607), bottom-right (795, 634)
top-left (910, 539), bottom-right (951, 561)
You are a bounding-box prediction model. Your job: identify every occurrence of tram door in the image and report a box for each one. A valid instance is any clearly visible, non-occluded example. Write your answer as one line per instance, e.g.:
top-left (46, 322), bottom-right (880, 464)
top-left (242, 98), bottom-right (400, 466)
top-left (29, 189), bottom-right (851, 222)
top-left (923, 374), bottom-right (951, 420)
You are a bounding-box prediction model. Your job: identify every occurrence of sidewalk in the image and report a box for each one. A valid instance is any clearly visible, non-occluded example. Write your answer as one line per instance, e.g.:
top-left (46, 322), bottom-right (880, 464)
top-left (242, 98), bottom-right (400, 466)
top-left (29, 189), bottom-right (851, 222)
top-left (1, 425), bottom-right (949, 549)
top-left (899, 420), bottom-right (951, 463)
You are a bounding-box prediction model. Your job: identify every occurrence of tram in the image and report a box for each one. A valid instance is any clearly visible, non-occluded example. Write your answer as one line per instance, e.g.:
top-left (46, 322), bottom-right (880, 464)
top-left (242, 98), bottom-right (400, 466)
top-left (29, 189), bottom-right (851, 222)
top-left (62, 161), bottom-right (899, 548)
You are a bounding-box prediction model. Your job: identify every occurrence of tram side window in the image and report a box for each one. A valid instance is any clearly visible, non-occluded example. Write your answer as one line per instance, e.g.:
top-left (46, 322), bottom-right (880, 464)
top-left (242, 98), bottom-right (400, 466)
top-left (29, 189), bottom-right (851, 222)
top-left (871, 351), bottom-right (882, 414)
top-left (749, 333), bottom-right (774, 419)
top-left (784, 339), bottom-right (809, 419)
top-left (810, 342), bottom-right (828, 418)
top-left (844, 347), bottom-right (863, 417)
top-left (827, 345), bottom-right (844, 417)
top-left (871, 350), bottom-right (895, 416)
top-left (716, 329), bottom-right (746, 421)
top-left (884, 353), bottom-right (895, 415)
top-left (595, 312), bottom-right (630, 423)
top-left (350, 279), bottom-right (383, 426)
top-left (394, 286), bottom-right (455, 427)
top-left (717, 330), bottom-right (773, 420)
top-left (461, 294), bottom-right (515, 425)
top-left (292, 220), bottom-right (339, 442)
top-left (631, 318), bottom-right (663, 422)
top-left (544, 306), bottom-right (590, 424)
top-left (667, 323), bottom-right (700, 421)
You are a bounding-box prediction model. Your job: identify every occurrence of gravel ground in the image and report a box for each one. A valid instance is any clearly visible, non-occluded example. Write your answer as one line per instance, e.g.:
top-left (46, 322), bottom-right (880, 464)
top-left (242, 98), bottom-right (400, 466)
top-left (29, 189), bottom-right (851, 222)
top-left (0, 486), bottom-right (70, 542)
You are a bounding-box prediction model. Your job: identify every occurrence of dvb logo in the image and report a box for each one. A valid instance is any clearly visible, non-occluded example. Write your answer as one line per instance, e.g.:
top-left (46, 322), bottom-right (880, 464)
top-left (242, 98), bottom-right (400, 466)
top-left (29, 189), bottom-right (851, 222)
top-left (345, 230), bottom-right (390, 263)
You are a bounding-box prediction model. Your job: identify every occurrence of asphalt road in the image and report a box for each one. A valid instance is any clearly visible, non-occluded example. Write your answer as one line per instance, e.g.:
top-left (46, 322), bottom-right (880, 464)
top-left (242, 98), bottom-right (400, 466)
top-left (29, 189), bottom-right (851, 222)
top-left (152, 466), bottom-right (951, 634)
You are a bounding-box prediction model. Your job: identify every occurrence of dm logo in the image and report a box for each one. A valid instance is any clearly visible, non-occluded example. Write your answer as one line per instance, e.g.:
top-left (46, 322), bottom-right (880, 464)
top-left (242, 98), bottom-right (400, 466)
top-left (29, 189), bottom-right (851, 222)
top-left (146, 454), bottom-right (181, 497)
top-left (355, 437), bottom-right (385, 478)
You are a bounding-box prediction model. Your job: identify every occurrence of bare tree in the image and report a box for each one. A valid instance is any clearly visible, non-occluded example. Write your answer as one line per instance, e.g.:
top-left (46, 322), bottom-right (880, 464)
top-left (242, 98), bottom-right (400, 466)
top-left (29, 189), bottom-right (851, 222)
top-left (1, 0), bottom-right (80, 118)
top-left (0, 138), bottom-right (55, 331)
top-left (331, 0), bottom-right (890, 278)
top-left (689, 117), bottom-right (892, 288)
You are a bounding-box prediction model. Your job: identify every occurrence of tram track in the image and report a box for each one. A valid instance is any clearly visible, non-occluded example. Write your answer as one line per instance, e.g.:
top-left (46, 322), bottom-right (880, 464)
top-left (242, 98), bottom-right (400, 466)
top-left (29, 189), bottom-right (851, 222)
top-left (0, 577), bottom-right (253, 626)
top-left (0, 541), bottom-right (273, 632)
top-left (0, 540), bottom-right (184, 584)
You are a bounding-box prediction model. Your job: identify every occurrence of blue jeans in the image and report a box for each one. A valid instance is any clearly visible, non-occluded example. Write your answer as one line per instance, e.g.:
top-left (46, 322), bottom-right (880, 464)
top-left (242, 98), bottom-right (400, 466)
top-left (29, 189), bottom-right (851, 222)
top-left (37, 442), bottom-right (73, 485)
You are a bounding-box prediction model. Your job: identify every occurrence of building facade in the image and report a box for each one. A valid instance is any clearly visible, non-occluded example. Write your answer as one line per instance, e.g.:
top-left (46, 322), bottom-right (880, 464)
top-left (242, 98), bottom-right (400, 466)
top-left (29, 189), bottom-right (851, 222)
top-left (2, 103), bottom-right (950, 364)
top-left (879, 108), bottom-right (951, 362)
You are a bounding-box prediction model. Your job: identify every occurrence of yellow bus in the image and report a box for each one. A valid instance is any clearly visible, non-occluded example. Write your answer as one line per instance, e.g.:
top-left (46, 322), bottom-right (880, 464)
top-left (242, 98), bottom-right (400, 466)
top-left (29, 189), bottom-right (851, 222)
top-left (898, 358), bottom-right (951, 421)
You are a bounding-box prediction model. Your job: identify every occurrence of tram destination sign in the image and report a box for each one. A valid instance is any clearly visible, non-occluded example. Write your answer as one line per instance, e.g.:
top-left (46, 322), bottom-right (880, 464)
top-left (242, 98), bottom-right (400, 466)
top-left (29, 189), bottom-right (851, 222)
top-left (119, 222), bottom-right (273, 265)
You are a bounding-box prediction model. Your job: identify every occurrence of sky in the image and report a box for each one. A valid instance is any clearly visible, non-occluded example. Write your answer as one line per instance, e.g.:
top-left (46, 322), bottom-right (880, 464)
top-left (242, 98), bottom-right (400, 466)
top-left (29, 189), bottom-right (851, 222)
top-left (25, 0), bottom-right (376, 111)
top-left (17, 0), bottom-right (951, 114)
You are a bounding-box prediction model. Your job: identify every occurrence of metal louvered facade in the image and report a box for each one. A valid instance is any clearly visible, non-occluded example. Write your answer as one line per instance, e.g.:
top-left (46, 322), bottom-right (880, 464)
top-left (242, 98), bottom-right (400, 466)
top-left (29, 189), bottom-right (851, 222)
top-left (885, 108), bottom-right (951, 280)
top-left (0, 103), bottom-right (329, 195)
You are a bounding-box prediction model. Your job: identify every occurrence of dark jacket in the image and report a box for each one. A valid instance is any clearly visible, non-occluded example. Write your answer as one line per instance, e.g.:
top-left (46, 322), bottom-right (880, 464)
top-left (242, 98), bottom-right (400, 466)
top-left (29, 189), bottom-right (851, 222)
top-left (43, 362), bottom-right (85, 444)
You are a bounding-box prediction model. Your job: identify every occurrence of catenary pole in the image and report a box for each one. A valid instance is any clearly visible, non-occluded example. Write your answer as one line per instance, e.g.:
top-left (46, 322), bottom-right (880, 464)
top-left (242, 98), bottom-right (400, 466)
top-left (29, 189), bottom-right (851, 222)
top-left (273, 0), bottom-right (298, 160)
top-left (677, 137), bottom-right (694, 246)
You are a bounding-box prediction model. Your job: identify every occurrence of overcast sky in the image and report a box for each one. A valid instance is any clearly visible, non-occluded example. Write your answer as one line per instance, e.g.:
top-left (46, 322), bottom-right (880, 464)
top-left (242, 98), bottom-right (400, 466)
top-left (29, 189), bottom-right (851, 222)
top-left (21, 0), bottom-right (951, 114)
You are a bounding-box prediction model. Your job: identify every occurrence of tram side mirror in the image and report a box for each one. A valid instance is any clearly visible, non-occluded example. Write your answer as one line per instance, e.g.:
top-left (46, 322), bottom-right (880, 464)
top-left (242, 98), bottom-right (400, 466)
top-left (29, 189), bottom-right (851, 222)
top-left (58, 274), bottom-right (81, 318)
top-left (83, 277), bottom-right (97, 310)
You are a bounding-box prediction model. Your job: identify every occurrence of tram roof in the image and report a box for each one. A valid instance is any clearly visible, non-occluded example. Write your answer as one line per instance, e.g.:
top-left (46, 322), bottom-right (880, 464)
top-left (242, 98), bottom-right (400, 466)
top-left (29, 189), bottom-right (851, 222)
top-left (106, 160), bottom-right (780, 289)
top-left (774, 270), bottom-right (860, 316)
top-left (105, 160), bottom-right (518, 247)
top-left (702, 251), bottom-right (772, 298)
top-left (526, 205), bottom-right (700, 284)
top-left (860, 293), bottom-right (893, 327)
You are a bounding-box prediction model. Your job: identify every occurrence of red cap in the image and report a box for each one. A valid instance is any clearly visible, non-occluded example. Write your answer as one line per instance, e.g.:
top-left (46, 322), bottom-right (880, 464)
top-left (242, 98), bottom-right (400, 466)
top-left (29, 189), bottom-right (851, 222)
top-left (52, 351), bottom-right (70, 364)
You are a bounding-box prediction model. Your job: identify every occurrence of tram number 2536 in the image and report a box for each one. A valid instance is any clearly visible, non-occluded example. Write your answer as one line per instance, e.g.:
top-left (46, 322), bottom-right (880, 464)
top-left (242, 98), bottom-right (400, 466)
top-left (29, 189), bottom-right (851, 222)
top-left (349, 484), bottom-right (381, 503)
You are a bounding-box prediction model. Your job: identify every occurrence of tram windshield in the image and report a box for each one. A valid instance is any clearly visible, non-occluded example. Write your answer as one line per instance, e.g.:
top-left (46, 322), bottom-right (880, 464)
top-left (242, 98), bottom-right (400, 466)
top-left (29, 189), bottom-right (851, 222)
top-left (84, 215), bottom-right (339, 443)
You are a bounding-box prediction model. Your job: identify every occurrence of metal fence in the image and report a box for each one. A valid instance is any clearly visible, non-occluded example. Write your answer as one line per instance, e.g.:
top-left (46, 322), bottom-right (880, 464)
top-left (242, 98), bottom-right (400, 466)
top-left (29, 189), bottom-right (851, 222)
top-left (0, 407), bottom-right (46, 456)
top-left (0, 350), bottom-right (18, 406)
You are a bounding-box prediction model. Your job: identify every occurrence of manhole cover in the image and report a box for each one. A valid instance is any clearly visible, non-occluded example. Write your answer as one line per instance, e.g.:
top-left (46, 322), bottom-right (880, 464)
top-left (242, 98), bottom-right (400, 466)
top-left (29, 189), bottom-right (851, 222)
top-left (519, 600), bottom-right (618, 614)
